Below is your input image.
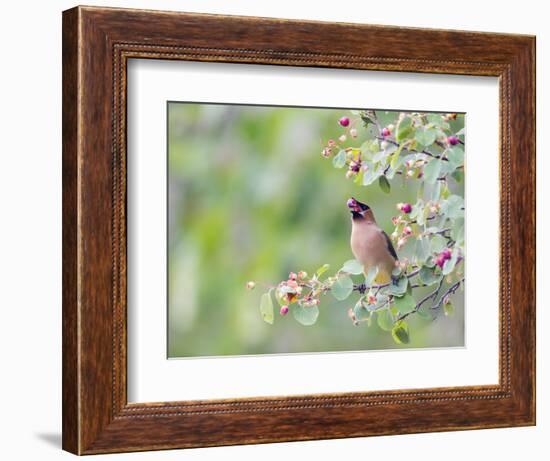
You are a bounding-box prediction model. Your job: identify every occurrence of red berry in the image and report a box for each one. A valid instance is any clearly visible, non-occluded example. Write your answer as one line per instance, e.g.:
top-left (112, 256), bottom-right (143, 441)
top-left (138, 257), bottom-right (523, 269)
top-left (441, 248), bottom-right (452, 260)
top-left (280, 305), bottom-right (289, 316)
top-left (381, 127), bottom-right (391, 137)
top-left (339, 117), bottom-right (350, 127)
top-left (448, 136), bottom-right (459, 145)
top-left (435, 255), bottom-right (446, 269)
top-left (400, 203), bottom-right (412, 214)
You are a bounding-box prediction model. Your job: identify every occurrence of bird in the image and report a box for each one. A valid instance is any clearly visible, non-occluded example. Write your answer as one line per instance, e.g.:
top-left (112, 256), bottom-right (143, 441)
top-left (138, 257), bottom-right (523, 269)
top-left (347, 197), bottom-right (398, 285)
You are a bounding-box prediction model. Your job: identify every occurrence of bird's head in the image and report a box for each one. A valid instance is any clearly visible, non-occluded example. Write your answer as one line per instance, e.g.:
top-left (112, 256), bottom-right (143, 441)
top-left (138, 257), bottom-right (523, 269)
top-left (347, 197), bottom-right (372, 221)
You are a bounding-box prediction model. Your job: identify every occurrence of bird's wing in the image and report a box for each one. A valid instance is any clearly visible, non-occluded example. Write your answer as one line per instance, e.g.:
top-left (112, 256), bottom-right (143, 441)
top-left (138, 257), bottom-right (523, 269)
top-left (381, 230), bottom-right (399, 261)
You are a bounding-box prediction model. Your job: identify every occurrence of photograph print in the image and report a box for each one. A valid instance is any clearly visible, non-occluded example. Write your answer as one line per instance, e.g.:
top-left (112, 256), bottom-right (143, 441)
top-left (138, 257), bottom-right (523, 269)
top-left (167, 103), bottom-right (465, 358)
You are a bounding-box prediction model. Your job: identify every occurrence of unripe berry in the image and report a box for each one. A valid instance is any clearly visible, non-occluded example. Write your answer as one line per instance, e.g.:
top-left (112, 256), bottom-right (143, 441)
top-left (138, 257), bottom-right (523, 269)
top-left (406, 169), bottom-right (415, 177)
top-left (289, 272), bottom-right (297, 280)
top-left (280, 305), bottom-right (289, 316)
top-left (381, 127), bottom-right (391, 137)
top-left (387, 124), bottom-right (395, 131)
top-left (447, 135), bottom-right (459, 145)
top-left (403, 225), bottom-right (413, 236)
top-left (321, 147), bottom-right (332, 158)
top-left (246, 281), bottom-right (255, 290)
top-left (339, 134), bottom-right (347, 143)
top-left (298, 271), bottom-right (308, 279)
top-left (327, 139), bottom-right (336, 147)
top-left (397, 237), bottom-right (407, 249)
top-left (350, 128), bottom-right (358, 138)
top-left (339, 116), bottom-right (350, 127)
top-left (400, 203), bottom-right (412, 214)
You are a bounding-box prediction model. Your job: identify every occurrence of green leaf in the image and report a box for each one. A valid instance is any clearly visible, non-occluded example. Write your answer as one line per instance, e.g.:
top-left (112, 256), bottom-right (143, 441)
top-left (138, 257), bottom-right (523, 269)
top-left (396, 117), bottom-right (414, 143)
top-left (415, 237), bottom-right (431, 263)
top-left (423, 159), bottom-right (442, 184)
top-left (365, 266), bottom-right (379, 286)
top-left (260, 290), bottom-right (274, 325)
top-left (332, 150), bottom-right (347, 169)
top-left (353, 299), bottom-right (370, 321)
top-left (292, 304), bottom-right (319, 326)
top-left (451, 169), bottom-right (464, 183)
top-left (430, 234), bottom-right (448, 254)
top-left (341, 259), bottom-right (364, 275)
top-left (362, 162), bottom-right (380, 186)
top-left (443, 195), bottom-right (464, 219)
top-left (391, 320), bottom-right (410, 344)
top-left (416, 308), bottom-right (433, 321)
top-left (451, 218), bottom-right (465, 245)
top-left (316, 264), bottom-right (330, 277)
top-left (331, 275), bottom-right (354, 301)
top-left (377, 308), bottom-right (394, 332)
top-left (419, 265), bottom-right (443, 286)
top-left (427, 114), bottom-right (449, 130)
top-left (447, 146), bottom-right (464, 169)
top-left (415, 127), bottom-right (437, 147)
top-left (444, 301), bottom-right (455, 317)
top-left (388, 276), bottom-right (408, 296)
top-left (389, 143), bottom-right (404, 170)
top-left (378, 175), bottom-right (391, 194)
top-left (430, 180), bottom-right (441, 203)
top-left (393, 294), bottom-right (416, 315)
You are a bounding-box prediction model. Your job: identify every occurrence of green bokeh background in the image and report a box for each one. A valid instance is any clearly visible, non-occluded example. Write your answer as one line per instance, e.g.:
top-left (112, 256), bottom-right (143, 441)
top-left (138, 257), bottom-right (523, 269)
top-left (168, 103), bottom-right (464, 358)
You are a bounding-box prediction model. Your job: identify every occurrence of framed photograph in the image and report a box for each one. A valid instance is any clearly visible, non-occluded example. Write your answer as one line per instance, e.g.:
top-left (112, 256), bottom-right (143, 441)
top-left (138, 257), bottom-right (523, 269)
top-left (62, 5), bottom-right (536, 455)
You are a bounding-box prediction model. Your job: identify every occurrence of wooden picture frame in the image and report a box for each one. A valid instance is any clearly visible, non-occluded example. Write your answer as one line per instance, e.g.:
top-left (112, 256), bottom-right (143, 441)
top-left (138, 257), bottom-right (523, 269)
top-left (62, 5), bottom-right (536, 455)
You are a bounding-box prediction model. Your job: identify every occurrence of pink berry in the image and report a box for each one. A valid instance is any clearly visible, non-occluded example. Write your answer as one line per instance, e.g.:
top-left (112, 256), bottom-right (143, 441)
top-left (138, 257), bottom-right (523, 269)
top-left (448, 136), bottom-right (459, 145)
top-left (435, 255), bottom-right (446, 269)
top-left (289, 272), bottom-right (297, 280)
top-left (280, 305), bottom-right (289, 316)
top-left (441, 248), bottom-right (452, 260)
top-left (339, 117), bottom-right (350, 127)
top-left (403, 226), bottom-right (413, 236)
top-left (381, 127), bottom-right (391, 137)
top-left (400, 203), bottom-right (412, 214)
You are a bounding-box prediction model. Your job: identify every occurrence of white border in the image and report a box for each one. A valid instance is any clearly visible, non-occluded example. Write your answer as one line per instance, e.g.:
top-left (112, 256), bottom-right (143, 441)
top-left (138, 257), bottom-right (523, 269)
top-left (127, 60), bottom-right (499, 403)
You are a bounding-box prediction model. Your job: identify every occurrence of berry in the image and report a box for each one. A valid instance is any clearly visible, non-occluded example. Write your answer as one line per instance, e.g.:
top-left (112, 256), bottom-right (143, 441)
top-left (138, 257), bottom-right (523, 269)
top-left (347, 198), bottom-right (357, 208)
top-left (298, 271), bottom-right (308, 279)
top-left (381, 127), bottom-right (391, 137)
top-left (441, 248), bottom-right (452, 260)
top-left (339, 134), bottom-right (347, 143)
top-left (447, 135), bottom-right (459, 145)
top-left (435, 254), bottom-right (446, 269)
top-left (289, 272), bottom-right (297, 280)
top-left (367, 293), bottom-right (377, 305)
top-left (381, 140), bottom-right (389, 150)
top-left (349, 160), bottom-right (361, 173)
top-left (400, 203), bottom-right (412, 214)
top-left (246, 281), bottom-right (255, 290)
top-left (339, 116), bottom-right (350, 127)
top-left (350, 128), bottom-right (358, 138)
top-left (327, 139), bottom-right (336, 147)
top-left (397, 237), bottom-right (407, 249)
top-left (280, 305), bottom-right (289, 316)
top-left (403, 226), bottom-right (413, 236)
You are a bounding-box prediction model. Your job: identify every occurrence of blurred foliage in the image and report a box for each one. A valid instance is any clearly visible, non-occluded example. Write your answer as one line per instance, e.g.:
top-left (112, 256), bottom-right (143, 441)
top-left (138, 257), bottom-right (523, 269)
top-left (168, 103), bottom-right (464, 358)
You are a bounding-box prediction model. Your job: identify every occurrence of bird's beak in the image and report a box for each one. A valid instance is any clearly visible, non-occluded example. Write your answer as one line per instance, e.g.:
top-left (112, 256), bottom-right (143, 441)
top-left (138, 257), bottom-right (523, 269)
top-left (347, 197), bottom-right (365, 214)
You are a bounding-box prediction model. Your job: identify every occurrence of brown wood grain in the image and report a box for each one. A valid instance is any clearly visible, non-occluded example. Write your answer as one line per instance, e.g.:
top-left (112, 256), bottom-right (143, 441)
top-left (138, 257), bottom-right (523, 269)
top-left (62, 5), bottom-right (536, 455)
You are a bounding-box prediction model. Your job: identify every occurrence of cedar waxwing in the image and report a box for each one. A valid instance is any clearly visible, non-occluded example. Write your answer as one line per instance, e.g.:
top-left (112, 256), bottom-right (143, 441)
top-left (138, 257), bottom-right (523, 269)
top-left (347, 197), bottom-right (398, 284)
